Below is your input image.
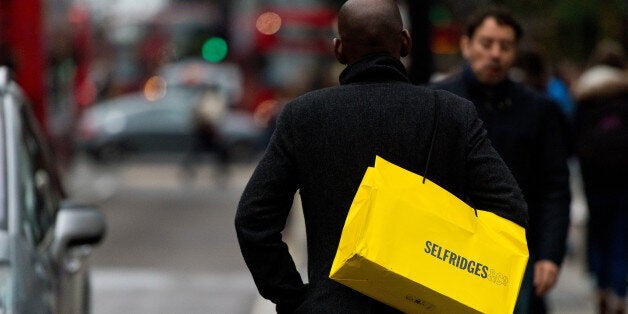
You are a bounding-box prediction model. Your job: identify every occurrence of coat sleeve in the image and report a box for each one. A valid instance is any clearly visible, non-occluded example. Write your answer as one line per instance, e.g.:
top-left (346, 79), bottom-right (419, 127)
top-left (234, 105), bottom-right (306, 312)
top-left (534, 102), bottom-right (571, 265)
top-left (462, 100), bottom-right (529, 229)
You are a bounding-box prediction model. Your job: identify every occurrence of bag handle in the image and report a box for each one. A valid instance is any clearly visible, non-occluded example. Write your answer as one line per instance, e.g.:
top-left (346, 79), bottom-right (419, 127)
top-left (422, 92), bottom-right (440, 184)
top-left (423, 92), bottom-right (478, 217)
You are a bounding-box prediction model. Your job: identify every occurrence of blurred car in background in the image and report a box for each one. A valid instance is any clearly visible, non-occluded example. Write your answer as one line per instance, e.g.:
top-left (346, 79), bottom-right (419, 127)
top-left (75, 59), bottom-right (267, 163)
top-left (0, 66), bottom-right (106, 313)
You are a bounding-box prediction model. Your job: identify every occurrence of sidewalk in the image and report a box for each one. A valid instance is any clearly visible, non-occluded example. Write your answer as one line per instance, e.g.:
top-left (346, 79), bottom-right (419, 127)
top-left (547, 223), bottom-right (596, 313)
top-left (546, 159), bottom-right (596, 313)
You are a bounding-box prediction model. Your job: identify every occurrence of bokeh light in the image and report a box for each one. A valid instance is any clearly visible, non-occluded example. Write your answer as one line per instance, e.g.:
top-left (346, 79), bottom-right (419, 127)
top-left (143, 76), bottom-right (167, 101)
top-left (256, 12), bottom-right (282, 35)
top-left (253, 99), bottom-right (279, 127)
top-left (202, 37), bottom-right (228, 63)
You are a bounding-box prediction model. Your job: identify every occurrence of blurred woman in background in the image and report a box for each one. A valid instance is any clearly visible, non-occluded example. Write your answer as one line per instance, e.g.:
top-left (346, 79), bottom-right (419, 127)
top-left (573, 40), bottom-right (628, 314)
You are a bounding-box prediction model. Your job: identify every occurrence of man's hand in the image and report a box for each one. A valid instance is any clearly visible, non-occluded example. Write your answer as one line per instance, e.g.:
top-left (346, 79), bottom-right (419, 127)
top-left (533, 260), bottom-right (560, 296)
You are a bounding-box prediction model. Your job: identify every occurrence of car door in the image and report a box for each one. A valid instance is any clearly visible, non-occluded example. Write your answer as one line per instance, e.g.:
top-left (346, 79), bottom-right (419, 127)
top-left (2, 79), bottom-right (58, 313)
top-left (1, 67), bottom-right (104, 314)
top-left (123, 106), bottom-right (193, 154)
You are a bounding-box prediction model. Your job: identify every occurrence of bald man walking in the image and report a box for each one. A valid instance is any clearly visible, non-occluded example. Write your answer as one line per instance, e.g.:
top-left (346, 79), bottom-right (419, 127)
top-left (235, 0), bottom-right (528, 312)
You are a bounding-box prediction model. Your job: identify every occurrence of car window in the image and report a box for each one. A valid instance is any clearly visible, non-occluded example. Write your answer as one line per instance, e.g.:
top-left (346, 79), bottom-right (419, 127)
top-left (18, 139), bottom-right (40, 243)
top-left (126, 108), bottom-right (190, 133)
top-left (17, 111), bottom-right (58, 245)
top-left (0, 100), bottom-right (6, 231)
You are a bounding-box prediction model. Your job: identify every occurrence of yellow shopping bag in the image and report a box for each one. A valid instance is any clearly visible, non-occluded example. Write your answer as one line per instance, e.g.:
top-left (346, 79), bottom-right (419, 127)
top-left (329, 156), bottom-right (528, 313)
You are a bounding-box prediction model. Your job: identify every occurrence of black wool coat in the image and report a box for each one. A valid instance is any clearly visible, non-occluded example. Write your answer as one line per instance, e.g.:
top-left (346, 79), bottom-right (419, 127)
top-left (235, 55), bottom-right (528, 313)
top-left (431, 65), bottom-right (571, 266)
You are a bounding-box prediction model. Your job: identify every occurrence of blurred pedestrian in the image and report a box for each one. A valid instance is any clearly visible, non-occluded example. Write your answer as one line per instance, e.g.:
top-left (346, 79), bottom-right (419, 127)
top-left (430, 6), bottom-right (572, 314)
top-left (573, 39), bottom-right (628, 314)
top-left (235, 0), bottom-right (528, 312)
top-left (514, 47), bottom-right (576, 121)
top-left (181, 85), bottom-right (231, 182)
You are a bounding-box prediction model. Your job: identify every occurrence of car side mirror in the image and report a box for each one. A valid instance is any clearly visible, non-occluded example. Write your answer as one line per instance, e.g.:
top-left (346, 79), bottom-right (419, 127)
top-left (51, 203), bottom-right (106, 262)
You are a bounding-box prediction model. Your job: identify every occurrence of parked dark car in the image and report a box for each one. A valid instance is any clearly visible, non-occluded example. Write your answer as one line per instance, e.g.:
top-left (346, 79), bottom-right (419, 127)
top-left (0, 67), bottom-right (106, 313)
top-left (76, 60), bottom-right (266, 162)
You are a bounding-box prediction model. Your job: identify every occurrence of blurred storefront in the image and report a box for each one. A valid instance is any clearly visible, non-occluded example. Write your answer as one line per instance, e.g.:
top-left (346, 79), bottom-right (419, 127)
top-left (3, 0), bottom-right (626, 168)
top-left (426, 0), bottom-right (627, 79)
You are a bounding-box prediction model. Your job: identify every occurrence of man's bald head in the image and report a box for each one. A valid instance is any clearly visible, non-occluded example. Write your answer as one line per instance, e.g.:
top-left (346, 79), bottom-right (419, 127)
top-left (334, 0), bottom-right (411, 65)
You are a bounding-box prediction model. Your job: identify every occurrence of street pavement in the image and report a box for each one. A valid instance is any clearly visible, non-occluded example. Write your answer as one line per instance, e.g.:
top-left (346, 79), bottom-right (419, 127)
top-left (68, 155), bottom-right (261, 314)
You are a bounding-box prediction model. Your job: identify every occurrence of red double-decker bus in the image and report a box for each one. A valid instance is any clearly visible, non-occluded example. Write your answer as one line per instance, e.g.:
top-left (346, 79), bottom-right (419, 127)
top-left (1, 0), bottom-right (94, 168)
top-left (229, 2), bottom-right (338, 131)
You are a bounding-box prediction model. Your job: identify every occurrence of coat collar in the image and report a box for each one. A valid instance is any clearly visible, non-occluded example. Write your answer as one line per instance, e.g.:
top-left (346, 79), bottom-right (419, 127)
top-left (461, 62), bottom-right (512, 102)
top-left (339, 54), bottom-right (410, 85)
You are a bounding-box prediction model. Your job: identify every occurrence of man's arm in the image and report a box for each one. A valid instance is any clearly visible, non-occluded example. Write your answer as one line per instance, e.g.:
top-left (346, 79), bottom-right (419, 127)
top-left (462, 100), bottom-right (529, 228)
top-left (536, 102), bottom-right (571, 264)
top-left (533, 102), bottom-right (572, 295)
top-left (234, 106), bottom-right (306, 312)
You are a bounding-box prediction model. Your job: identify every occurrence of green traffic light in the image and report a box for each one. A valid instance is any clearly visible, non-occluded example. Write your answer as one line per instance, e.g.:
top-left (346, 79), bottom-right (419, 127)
top-left (202, 37), bottom-right (228, 63)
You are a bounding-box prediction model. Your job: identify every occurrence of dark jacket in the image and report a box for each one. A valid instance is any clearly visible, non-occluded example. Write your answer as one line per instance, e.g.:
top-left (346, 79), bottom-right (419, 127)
top-left (573, 66), bottom-right (628, 189)
top-left (235, 55), bottom-right (528, 313)
top-left (431, 65), bottom-right (571, 266)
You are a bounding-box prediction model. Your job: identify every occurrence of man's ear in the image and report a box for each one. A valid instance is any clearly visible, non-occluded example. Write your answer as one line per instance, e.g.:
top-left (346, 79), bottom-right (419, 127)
top-left (400, 29), bottom-right (412, 57)
top-left (333, 38), bottom-right (347, 65)
top-left (460, 36), bottom-right (470, 59)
